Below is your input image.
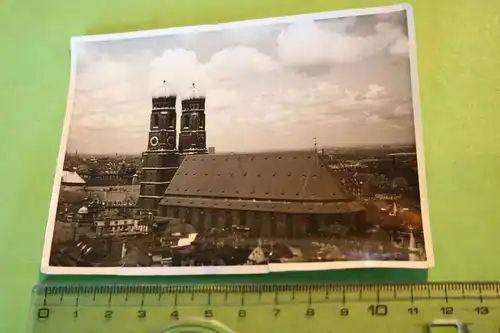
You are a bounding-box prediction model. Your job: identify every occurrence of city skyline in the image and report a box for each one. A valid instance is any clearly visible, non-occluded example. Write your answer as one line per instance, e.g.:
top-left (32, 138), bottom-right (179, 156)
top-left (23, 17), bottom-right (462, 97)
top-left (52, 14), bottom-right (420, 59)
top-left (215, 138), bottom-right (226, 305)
top-left (66, 8), bottom-right (418, 155)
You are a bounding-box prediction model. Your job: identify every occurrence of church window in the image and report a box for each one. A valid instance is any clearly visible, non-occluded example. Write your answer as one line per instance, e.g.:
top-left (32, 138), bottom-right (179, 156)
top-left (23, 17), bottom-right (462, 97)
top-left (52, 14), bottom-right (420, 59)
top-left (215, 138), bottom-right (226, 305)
top-left (167, 112), bottom-right (175, 128)
top-left (209, 210), bottom-right (216, 228)
top-left (182, 114), bottom-right (189, 129)
top-left (189, 113), bottom-right (199, 129)
top-left (306, 215), bottom-right (319, 236)
top-left (225, 211), bottom-right (233, 229)
top-left (199, 114), bottom-right (205, 128)
top-left (152, 113), bottom-right (159, 127)
top-left (239, 211), bottom-right (246, 226)
top-left (171, 207), bottom-right (179, 218)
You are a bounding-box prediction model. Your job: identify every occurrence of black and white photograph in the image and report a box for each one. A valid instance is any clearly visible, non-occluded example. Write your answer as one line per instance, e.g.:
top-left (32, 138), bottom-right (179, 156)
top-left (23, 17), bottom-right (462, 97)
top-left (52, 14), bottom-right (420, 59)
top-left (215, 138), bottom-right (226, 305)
top-left (41, 4), bottom-right (434, 275)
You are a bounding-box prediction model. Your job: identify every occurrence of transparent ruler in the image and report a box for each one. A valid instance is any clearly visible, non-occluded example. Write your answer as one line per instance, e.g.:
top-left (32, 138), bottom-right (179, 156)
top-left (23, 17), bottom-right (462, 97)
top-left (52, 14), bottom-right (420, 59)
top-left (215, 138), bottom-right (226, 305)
top-left (29, 283), bottom-right (500, 332)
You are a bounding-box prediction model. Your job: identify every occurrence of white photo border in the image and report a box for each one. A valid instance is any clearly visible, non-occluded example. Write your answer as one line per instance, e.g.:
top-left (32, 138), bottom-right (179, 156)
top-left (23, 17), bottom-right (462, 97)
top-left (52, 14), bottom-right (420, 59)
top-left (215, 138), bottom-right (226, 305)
top-left (41, 3), bottom-right (435, 275)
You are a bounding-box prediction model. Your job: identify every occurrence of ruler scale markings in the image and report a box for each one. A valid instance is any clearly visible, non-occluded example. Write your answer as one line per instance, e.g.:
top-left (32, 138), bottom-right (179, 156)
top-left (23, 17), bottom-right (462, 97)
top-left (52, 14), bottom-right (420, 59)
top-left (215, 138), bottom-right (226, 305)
top-left (73, 289), bottom-right (80, 320)
top-left (29, 283), bottom-right (500, 333)
top-left (43, 288), bottom-right (47, 307)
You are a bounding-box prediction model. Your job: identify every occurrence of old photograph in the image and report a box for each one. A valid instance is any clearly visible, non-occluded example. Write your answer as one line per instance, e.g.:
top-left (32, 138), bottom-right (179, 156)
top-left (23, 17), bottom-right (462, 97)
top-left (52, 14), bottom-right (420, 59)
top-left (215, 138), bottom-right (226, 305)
top-left (41, 4), bottom-right (434, 275)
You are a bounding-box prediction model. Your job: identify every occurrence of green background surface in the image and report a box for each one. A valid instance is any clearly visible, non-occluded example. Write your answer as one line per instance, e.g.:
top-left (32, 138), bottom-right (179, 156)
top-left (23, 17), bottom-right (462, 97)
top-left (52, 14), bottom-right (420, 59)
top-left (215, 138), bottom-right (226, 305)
top-left (0, 0), bottom-right (499, 332)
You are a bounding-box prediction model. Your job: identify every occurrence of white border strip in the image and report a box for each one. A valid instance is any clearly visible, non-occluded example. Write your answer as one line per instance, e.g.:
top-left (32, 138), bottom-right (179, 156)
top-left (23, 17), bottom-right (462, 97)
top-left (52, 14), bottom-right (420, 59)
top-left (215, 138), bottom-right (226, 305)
top-left (42, 260), bottom-right (429, 276)
top-left (404, 3), bottom-right (435, 269)
top-left (41, 3), bottom-right (434, 276)
top-left (71, 4), bottom-right (412, 43)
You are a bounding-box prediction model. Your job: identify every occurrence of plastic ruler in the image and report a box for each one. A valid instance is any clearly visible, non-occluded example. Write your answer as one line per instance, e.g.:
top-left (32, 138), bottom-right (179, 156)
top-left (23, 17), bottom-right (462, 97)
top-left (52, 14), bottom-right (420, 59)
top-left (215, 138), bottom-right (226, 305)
top-left (28, 283), bottom-right (500, 332)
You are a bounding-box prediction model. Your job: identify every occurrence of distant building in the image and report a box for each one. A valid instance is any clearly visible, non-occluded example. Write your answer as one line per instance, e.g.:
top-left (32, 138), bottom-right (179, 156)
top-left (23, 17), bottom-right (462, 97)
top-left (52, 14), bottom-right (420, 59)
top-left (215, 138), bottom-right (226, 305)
top-left (208, 147), bottom-right (215, 154)
top-left (55, 187), bottom-right (139, 223)
top-left (81, 171), bottom-right (134, 186)
top-left (132, 173), bottom-right (140, 186)
top-left (94, 218), bottom-right (149, 236)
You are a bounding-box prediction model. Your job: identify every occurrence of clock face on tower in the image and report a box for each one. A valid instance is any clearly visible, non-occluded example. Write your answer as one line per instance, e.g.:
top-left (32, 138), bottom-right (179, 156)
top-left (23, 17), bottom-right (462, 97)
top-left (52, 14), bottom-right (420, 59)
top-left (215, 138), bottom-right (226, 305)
top-left (150, 136), bottom-right (159, 147)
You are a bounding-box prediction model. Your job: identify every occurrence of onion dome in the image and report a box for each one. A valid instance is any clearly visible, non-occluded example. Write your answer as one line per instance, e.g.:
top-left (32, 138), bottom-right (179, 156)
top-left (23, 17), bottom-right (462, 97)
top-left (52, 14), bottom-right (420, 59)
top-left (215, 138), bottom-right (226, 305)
top-left (183, 82), bottom-right (204, 100)
top-left (152, 80), bottom-right (175, 98)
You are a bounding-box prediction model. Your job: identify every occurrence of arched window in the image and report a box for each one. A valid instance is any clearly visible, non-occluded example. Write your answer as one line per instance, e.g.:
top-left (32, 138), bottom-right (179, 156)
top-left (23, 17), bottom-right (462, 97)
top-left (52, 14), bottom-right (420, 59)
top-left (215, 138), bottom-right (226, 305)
top-left (199, 114), bottom-right (205, 129)
top-left (189, 113), bottom-right (199, 129)
top-left (225, 211), bottom-right (233, 229)
top-left (167, 112), bottom-right (175, 128)
top-left (152, 114), bottom-right (159, 127)
top-left (172, 207), bottom-right (179, 218)
top-left (239, 211), bottom-right (246, 226)
top-left (182, 115), bottom-right (190, 129)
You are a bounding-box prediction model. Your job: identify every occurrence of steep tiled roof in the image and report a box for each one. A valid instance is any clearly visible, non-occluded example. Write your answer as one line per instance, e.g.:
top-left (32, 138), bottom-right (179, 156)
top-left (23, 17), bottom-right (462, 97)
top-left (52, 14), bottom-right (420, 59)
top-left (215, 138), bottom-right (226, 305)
top-left (164, 151), bottom-right (354, 203)
top-left (61, 171), bottom-right (86, 185)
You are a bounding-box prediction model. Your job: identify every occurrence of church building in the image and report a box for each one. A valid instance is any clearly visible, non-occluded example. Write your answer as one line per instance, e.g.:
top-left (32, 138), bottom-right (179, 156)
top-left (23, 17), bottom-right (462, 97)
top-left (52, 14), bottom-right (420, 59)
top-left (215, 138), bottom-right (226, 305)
top-left (138, 82), bottom-right (365, 237)
top-left (159, 151), bottom-right (365, 238)
top-left (137, 82), bottom-right (208, 214)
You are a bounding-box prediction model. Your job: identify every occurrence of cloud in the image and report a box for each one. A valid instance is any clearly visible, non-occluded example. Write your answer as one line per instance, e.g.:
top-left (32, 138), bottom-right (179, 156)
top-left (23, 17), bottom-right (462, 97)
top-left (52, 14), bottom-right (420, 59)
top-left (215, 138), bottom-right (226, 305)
top-left (366, 114), bottom-right (383, 123)
top-left (276, 20), bottom-right (409, 68)
top-left (206, 46), bottom-right (281, 82)
top-left (69, 14), bottom-right (416, 154)
top-left (388, 36), bottom-right (409, 56)
top-left (394, 102), bottom-right (413, 117)
top-left (150, 49), bottom-right (208, 95)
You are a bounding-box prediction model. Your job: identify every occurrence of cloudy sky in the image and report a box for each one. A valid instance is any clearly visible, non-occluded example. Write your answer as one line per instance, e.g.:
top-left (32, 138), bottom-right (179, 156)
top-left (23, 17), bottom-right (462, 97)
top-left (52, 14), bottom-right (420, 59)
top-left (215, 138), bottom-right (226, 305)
top-left (67, 9), bottom-right (418, 155)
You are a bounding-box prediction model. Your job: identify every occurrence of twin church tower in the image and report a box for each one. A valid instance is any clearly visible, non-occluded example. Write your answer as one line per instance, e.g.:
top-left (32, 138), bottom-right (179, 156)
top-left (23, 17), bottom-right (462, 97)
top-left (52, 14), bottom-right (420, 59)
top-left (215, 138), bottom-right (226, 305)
top-left (137, 81), bottom-right (208, 214)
